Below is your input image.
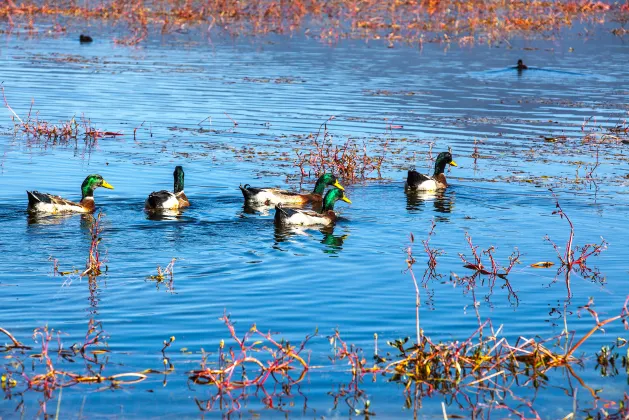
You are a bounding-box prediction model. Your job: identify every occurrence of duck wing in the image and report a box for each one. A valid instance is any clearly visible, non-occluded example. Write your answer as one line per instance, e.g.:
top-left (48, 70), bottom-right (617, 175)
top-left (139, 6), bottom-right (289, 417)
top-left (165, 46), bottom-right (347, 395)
top-left (27, 190), bottom-right (83, 212)
top-left (406, 170), bottom-right (432, 188)
top-left (274, 204), bottom-right (331, 226)
top-left (241, 184), bottom-right (305, 205)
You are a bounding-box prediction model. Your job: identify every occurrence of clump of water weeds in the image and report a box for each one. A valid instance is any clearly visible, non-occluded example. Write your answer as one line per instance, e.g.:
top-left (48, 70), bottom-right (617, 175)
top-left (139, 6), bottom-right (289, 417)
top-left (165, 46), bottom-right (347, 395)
top-left (294, 117), bottom-right (389, 184)
top-left (545, 189), bottom-right (608, 298)
top-left (0, 324), bottom-right (175, 416)
top-left (189, 313), bottom-right (315, 414)
top-left (1, 85), bottom-right (121, 145)
top-left (147, 258), bottom-right (177, 293)
top-left (324, 230), bottom-right (629, 418)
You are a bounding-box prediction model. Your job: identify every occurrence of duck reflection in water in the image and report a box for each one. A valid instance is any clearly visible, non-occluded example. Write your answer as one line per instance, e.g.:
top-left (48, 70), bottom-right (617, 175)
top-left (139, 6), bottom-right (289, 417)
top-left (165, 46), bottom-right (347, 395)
top-left (274, 223), bottom-right (348, 255)
top-left (146, 208), bottom-right (188, 221)
top-left (27, 212), bottom-right (76, 226)
top-left (242, 203), bottom-right (274, 216)
top-left (406, 190), bottom-right (455, 217)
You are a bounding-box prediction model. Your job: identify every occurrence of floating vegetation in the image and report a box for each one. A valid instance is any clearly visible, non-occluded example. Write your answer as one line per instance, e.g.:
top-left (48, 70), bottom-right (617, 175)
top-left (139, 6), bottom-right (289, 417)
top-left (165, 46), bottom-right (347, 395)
top-left (1, 0), bottom-right (627, 46)
top-left (0, 324), bottom-right (174, 416)
top-left (328, 294), bottom-right (629, 418)
top-left (295, 117), bottom-right (389, 184)
top-left (545, 190), bottom-right (608, 297)
top-left (1, 85), bottom-right (121, 145)
top-left (147, 258), bottom-right (177, 293)
top-left (189, 314), bottom-right (314, 413)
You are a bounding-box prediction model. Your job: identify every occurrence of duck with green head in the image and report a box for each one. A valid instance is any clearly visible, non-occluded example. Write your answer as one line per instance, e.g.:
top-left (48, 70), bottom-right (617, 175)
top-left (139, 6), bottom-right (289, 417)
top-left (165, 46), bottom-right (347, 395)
top-left (274, 188), bottom-right (352, 226)
top-left (240, 173), bottom-right (344, 206)
top-left (27, 174), bottom-right (114, 213)
top-left (145, 166), bottom-right (190, 210)
top-left (406, 151), bottom-right (458, 191)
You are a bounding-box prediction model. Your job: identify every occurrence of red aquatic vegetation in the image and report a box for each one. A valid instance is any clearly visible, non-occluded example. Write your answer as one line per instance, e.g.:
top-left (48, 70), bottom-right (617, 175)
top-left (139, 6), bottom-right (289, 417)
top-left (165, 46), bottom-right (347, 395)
top-left (294, 117), bottom-right (388, 184)
top-left (545, 189), bottom-right (608, 298)
top-left (4, 1), bottom-right (618, 47)
top-left (1, 85), bottom-right (122, 144)
top-left (189, 313), bottom-right (314, 413)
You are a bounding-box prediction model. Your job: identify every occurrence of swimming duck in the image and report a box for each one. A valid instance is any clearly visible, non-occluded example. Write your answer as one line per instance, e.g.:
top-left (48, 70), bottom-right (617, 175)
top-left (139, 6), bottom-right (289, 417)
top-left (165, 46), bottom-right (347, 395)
top-left (145, 166), bottom-right (190, 210)
top-left (27, 174), bottom-right (114, 213)
top-left (274, 188), bottom-right (351, 226)
top-left (516, 59), bottom-right (528, 70)
top-left (79, 34), bottom-right (93, 43)
top-left (240, 173), bottom-right (344, 206)
top-left (406, 151), bottom-right (458, 191)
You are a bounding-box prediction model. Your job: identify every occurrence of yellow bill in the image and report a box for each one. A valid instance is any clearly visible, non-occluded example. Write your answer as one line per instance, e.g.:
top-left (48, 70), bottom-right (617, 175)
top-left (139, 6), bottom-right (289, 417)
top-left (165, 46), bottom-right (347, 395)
top-left (342, 196), bottom-right (352, 204)
top-left (449, 160), bottom-right (458, 167)
top-left (333, 180), bottom-right (345, 191)
top-left (101, 180), bottom-right (114, 189)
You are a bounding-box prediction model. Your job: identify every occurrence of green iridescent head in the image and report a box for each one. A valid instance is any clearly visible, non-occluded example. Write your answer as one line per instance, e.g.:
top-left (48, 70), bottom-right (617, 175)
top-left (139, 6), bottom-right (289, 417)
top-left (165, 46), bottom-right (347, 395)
top-left (173, 166), bottom-right (185, 193)
top-left (312, 173), bottom-right (344, 195)
top-left (81, 174), bottom-right (114, 199)
top-left (433, 152), bottom-right (458, 176)
top-left (321, 188), bottom-right (352, 212)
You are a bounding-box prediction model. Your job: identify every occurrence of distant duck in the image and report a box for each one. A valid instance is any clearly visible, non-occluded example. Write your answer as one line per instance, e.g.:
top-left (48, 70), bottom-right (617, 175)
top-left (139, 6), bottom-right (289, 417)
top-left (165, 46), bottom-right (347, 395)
top-left (27, 174), bottom-right (114, 213)
top-left (406, 152), bottom-right (458, 191)
top-left (240, 173), bottom-right (344, 206)
top-left (145, 166), bottom-right (190, 210)
top-left (274, 188), bottom-right (351, 226)
top-left (79, 34), bottom-right (93, 43)
top-left (516, 59), bottom-right (528, 70)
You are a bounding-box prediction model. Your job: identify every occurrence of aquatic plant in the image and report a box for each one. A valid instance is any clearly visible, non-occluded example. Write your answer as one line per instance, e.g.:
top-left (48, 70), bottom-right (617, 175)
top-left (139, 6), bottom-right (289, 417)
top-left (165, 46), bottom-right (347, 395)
top-left (0, 323), bottom-right (175, 417)
top-left (294, 117), bottom-right (388, 184)
top-left (147, 258), bottom-right (177, 293)
top-left (328, 295), bottom-right (629, 418)
top-left (189, 314), bottom-right (314, 413)
top-left (82, 212), bottom-right (105, 277)
top-left (1, 84), bottom-right (121, 144)
top-left (545, 190), bottom-right (608, 297)
top-left (458, 232), bottom-right (521, 279)
top-left (0, 0), bottom-right (625, 47)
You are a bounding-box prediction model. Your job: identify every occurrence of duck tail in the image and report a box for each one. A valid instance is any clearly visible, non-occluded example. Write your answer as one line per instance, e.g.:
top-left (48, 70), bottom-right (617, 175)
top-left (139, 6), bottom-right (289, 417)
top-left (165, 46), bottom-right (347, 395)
top-left (239, 184), bottom-right (253, 200)
top-left (407, 170), bottom-right (421, 188)
top-left (146, 194), bottom-right (160, 209)
top-left (274, 202), bottom-right (287, 224)
top-left (27, 190), bottom-right (50, 207)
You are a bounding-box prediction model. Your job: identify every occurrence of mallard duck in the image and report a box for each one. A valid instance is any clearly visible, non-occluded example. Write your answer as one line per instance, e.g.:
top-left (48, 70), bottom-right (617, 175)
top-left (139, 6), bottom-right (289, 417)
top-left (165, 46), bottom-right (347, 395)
top-left (145, 166), bottom-right (190, 210)
top-left (406, 151), bottom-right (458, 191)
top-left (240, 173), bottom-right (344, 206)
top-left (274, 188), bottom-right (351, 226)
top-left (516, 59), bottom-right (528, 70)
top-left (27, 174), bottom-right (114, 213)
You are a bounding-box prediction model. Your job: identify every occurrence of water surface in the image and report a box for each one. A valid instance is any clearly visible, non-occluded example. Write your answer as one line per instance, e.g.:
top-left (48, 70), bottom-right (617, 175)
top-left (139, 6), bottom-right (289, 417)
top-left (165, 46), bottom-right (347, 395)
top-left (1, 23), bottom-right (628, 418)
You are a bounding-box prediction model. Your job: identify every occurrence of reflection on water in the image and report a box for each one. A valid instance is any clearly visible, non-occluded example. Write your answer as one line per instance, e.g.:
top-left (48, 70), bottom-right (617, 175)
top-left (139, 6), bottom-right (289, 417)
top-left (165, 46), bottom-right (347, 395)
top-left (242, 203), bottom-right (274, 216)
top-left (145, 208), bottom-right (188, 221)
top-left (26, 212), bottom-right (98, 230)
top-left (27, 212), bottom-right (76, 226)
top-left (274, 223), bottom-right (348, 255)
top-left (405, 190), bottom-right (455, 218)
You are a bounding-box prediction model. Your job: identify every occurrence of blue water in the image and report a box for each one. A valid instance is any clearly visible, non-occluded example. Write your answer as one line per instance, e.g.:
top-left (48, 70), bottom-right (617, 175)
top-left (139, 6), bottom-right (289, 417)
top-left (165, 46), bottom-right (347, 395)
top-left (1, 20), bottom-right (628, 419)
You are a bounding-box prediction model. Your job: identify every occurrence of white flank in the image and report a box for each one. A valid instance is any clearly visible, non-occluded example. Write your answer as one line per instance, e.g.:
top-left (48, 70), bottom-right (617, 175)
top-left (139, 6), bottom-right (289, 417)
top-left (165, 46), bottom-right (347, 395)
top-left (31, 202), bottom-right (88, 214)
top-left (285, 210), bottom-right (333, 226)
top-left (408, 179), bottom-right (438, 191)
top-left (250, 190), bottom-right (284, 205)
